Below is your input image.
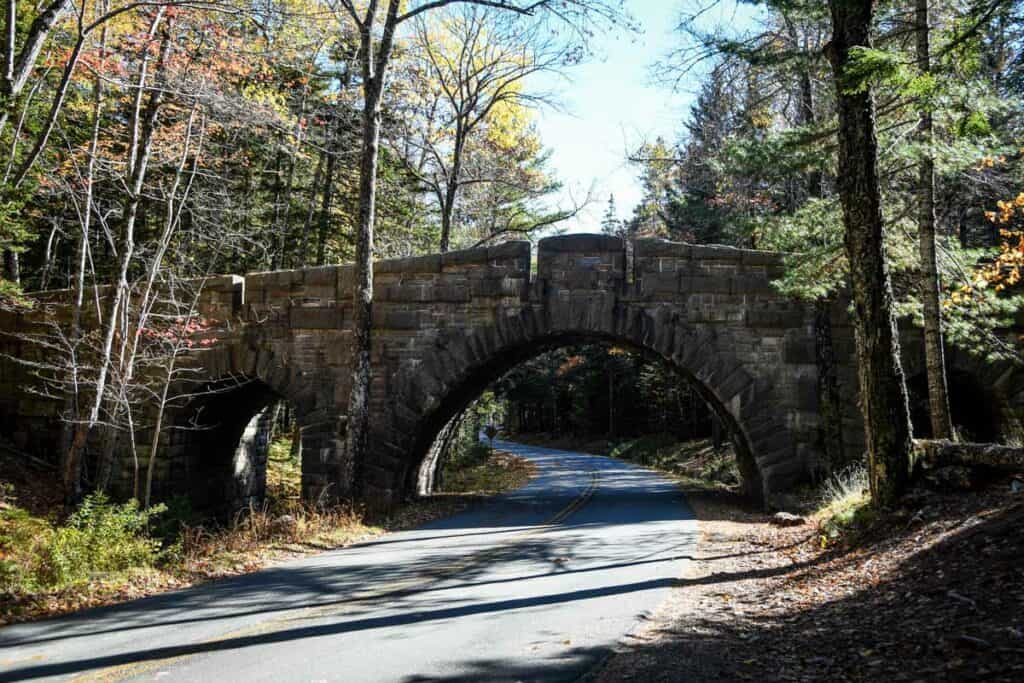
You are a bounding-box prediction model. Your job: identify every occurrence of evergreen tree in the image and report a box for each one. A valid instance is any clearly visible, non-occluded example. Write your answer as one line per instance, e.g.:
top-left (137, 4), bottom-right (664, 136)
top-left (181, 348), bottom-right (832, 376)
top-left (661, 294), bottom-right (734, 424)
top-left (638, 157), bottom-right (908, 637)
top-left (600, 194), bottom-right (623, 238)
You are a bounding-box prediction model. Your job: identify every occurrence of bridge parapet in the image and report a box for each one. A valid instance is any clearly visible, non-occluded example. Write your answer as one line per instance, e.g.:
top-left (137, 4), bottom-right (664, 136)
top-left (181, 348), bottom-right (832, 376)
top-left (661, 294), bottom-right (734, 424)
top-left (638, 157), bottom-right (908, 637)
top-left (5, 235), bottom-right (1022, 513)
top-left (537, 234), bottom-right (626, 292)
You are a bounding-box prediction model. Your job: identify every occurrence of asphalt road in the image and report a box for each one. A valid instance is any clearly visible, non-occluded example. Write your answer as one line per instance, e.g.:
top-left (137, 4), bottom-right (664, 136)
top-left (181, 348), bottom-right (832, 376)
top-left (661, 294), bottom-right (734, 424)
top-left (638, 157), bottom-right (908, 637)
top-left (0, 440), bottom-right (698, 682)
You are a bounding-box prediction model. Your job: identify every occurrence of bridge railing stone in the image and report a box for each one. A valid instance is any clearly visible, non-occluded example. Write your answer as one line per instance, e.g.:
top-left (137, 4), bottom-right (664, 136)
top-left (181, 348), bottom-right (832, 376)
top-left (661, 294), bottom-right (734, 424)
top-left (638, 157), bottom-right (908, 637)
top-left (8, 234), bottom-right (1020, 512)
top-left (537, 234), bottom-right (625, 296)
top-left (374, 241), bottom-right (531, 326)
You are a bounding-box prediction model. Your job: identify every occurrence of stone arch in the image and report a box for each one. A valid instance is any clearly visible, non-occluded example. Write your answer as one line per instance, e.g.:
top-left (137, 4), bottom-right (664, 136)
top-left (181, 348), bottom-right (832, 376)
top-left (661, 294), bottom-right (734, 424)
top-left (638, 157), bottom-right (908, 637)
top-left (157, 337), bottom-right (337, 512)
top-left (901, 342), bottom-right (1024, 444)
top-left (159, 376), bottom-right (282, 513)
top-left (369, 305), bottom-right (802, 507)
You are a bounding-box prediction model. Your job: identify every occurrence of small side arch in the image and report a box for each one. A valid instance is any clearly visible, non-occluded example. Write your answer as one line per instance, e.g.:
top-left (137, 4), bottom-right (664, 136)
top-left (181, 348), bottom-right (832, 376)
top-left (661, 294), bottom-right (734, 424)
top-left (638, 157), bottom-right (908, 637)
top-left (156, 339), bottom-right (335, 513)
top-left (903, 343), bottom-right (1024, 444)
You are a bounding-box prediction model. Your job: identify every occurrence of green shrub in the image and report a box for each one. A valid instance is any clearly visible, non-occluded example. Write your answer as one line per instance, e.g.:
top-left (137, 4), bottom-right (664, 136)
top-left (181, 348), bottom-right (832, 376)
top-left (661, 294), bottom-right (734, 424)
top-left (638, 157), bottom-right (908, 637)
top-left (610, 433), bottom-right (676, 465)
top-left (41, 493), bottom-right (166, 587)
top-left (0, 506), bottom-right (53, 593)
top-left (149, 494), bottom-right (194, 544)
top-left (267, 436), bottom-right (301, 504)
top-left (449, 442), bottom-right (492, 469)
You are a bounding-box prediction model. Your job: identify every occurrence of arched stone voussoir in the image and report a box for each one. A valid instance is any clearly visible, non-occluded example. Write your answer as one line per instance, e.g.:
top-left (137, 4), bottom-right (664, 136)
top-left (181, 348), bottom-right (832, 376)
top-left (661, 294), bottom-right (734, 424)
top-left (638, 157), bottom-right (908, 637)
top-left (378, 305), bottom-right (801, 508)
top-left (1, 235), bottom-right (860, 511)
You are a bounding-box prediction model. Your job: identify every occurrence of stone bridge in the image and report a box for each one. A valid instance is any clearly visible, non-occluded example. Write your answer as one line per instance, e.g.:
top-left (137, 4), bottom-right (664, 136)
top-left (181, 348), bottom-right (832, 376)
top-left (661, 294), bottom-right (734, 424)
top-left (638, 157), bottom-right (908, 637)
top-left (2, 234), bottom-right (1022, 510)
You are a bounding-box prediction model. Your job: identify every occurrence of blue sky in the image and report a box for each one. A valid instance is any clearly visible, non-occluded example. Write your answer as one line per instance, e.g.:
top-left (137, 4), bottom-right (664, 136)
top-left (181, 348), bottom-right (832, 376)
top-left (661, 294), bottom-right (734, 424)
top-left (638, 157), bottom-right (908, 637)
top-left (530, 0), bottom-right (759, 233)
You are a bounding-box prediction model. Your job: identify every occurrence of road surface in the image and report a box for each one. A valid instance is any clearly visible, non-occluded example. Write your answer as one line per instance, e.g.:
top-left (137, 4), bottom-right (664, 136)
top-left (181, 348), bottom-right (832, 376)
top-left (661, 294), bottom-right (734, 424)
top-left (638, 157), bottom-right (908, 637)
top-left (0, 440), bottom-right (697, 682)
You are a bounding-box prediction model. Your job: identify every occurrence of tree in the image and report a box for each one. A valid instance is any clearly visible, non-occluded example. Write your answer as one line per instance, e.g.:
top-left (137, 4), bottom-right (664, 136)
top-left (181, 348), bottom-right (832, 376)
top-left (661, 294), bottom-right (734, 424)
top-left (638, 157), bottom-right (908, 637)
top-left (62, 9), bottom-right (172, 501)
top-left (826, 0), bottom-right (914, 506)
top-left (335, 0), bottom-right (627, 497)
top-left (915, 0), bottom-right (954, 439)
top-left (409, 5), bottom-right (561, 252)
top-left (600, 194), bottom-right (623, 237)
top-left (627, 137), bottom-right (675, 237)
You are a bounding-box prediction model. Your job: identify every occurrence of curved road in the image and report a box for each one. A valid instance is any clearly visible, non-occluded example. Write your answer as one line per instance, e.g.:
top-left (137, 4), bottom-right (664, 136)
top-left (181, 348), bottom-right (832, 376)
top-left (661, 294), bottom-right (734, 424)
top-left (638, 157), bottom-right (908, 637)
top-left (0, 440), bottom-right (697, 682)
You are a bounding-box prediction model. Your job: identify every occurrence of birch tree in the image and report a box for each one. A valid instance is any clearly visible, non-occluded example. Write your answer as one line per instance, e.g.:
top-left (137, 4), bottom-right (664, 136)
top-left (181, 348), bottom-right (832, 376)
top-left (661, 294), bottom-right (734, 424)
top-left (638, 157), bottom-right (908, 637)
top-left (333, 0), bottom-right (628, 497)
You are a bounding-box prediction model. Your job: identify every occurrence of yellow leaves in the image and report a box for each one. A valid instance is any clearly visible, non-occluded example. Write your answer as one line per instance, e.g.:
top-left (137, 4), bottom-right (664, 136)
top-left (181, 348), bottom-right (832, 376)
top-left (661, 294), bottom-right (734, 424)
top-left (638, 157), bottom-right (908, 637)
top-left (976, 155), bottom-right (1007, 170)
top-left (983, 192), bottom-right (1024, 226)
top-left (240, 84), bottom-right (289, 117)
top-left (485, 93), bottom-right (534, 151)
top-left (986, 199), bottom-right (1015, 225)
top-left (750, 110), bottom-right (773, 130)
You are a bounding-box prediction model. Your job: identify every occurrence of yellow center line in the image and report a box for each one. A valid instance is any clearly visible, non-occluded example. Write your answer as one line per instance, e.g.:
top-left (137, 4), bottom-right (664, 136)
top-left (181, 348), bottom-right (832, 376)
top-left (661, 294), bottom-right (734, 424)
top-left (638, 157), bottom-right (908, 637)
top-left (67, 461), bottom-right (601, 683)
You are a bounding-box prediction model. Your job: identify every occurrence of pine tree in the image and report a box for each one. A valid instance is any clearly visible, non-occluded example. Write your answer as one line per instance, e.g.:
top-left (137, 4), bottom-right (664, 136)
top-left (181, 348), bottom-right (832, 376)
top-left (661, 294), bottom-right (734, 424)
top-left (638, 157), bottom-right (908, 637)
top-left (600, 195), bottom-right (623, 238)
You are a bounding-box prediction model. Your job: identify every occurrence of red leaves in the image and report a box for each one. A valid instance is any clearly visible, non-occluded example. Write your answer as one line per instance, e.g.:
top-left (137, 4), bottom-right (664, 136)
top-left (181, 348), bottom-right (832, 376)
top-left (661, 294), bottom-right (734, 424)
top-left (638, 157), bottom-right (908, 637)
top-left (138, 316), bottom-right (218, 349)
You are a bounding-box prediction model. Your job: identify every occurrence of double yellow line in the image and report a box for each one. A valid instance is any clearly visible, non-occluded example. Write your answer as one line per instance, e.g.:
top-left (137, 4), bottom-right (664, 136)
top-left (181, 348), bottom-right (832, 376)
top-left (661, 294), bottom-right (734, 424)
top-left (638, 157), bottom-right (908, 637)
top-left (70, 463), bottom-right (601, 682)
top-left (414, 464), bottom-right (600, 582)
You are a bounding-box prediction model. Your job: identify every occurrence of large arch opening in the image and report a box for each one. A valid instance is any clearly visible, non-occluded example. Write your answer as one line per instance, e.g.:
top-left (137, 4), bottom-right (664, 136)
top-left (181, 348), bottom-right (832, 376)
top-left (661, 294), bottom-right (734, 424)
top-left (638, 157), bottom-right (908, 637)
top-left (403, 333), bottom-right (763, 503)
top-left (162, 377), bottom-right (303, 516)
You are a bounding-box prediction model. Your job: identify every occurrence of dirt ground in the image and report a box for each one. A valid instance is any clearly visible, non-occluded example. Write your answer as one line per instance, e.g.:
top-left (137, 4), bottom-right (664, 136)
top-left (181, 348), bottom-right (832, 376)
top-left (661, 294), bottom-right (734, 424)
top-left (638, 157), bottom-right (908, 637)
top-left (594, 483), bottom-right (1024, 682)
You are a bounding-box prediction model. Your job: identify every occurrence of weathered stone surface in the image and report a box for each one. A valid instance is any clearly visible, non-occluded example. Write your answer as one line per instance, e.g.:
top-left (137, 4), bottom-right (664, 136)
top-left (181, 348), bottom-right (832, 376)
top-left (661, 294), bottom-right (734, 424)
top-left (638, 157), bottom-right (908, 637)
top-left (376, 253), bottom-right (443, 275)
top-left (289, 307), bottom-right (342, 329)
top-left (634, 238), bottom-right (691, 259)
top-left (538, 233), bottom-right (623, 253)
top-left (2, 234), bottom-right (1019, 514)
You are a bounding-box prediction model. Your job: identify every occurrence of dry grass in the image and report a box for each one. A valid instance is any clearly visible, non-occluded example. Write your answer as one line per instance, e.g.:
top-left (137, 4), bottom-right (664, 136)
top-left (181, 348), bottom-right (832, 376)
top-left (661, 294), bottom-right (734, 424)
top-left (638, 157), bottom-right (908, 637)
top-left (441, 449), bottom-right (535, 495)
top-left (813, 465), bottom-right (875, 545)
top-left (178, 502), bottom-right (376, 561)
top-left (0, 439), bottom-right (535, 626)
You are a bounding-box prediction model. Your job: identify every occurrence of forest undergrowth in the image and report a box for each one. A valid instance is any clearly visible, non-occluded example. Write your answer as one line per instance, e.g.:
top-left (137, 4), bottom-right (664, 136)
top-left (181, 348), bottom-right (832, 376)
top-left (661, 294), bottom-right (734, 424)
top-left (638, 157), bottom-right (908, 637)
top-left (0, 438), bottom-right (533, 625)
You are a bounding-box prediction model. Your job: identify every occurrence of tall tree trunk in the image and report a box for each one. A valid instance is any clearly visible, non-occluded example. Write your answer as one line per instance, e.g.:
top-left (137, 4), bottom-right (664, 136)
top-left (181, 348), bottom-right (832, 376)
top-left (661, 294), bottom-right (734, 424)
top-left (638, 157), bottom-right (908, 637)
top-left (63, 20), bottom-right (166, 501)
top-left (1, 0), bottom-right (74, 139)
top-left (10, 27), bottom-right (87, 188)
top-left (795, 52), bottom-right (823, 198)
top-left (439, 128), bottom-right (465, 253)
top-left (345, 75), bottom-right (382, 495)
top-left (316, 148), bottom-right (336, 266)
top-left (1, 0), bottom-right (14, 98)
top-left (268, 147), bottom-right (284, 270)
top-left (60, 10), bottom-right (107, 466)
top-left (299, 150), bottom-right (324, 267)
top-left (344, 0), bottom-right (401, 497)
top-left (38, 220), bottom-right (59, 289)
top-left (827, 0), bottom-right (914, 507)
top-left (2, 248), bottom-right (18, 283)
top-left (915, 0), bottom-right (954, 439)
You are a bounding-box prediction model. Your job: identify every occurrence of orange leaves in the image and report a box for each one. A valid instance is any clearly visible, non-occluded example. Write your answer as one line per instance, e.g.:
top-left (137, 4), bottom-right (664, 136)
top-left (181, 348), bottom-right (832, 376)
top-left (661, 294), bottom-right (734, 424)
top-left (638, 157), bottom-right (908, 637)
top-left (947, 190), bottom-right (1024, 302)
top-left (139, 316), bottom-right (219, 350)
top-left (986, 193), bottom-right (1024, 225)
top-left (556, 355), bottom-right (584, 376)
top-left (976, 155), bottom-right (1007, 170)
top-left (974, 195), bottom-right (1024, 293)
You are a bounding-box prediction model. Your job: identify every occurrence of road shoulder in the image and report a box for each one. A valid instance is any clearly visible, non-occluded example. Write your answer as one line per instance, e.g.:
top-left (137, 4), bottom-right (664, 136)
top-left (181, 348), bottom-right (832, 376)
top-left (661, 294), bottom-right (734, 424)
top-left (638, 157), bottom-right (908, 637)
top-left (593, 486), bottom-right (1024, 682)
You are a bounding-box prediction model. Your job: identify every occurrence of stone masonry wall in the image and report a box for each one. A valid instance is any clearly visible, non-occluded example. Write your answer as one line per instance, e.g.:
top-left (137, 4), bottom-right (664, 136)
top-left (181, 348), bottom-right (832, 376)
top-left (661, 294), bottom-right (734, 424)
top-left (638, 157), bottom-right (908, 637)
top-left (3, 234), bottom-right (1021, 512)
